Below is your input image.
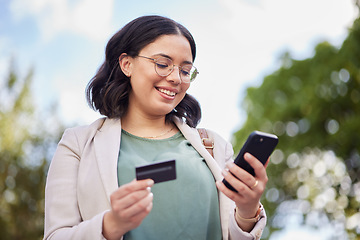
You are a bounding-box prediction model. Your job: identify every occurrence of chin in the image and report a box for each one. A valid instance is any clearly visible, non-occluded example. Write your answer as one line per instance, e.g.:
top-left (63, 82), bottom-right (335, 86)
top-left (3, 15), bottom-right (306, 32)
top-left (153, 105), bottom-right (176, 116)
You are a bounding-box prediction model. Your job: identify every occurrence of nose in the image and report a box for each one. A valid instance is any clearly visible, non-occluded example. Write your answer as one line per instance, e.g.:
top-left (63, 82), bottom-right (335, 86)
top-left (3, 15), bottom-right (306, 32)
top-left (166, 66), bottom-right (182, 84)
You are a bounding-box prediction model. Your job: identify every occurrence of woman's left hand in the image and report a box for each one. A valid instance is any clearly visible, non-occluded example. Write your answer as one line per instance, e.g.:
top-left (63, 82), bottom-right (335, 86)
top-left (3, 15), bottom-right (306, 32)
top-left (216, 153), bottom-right (268, 231)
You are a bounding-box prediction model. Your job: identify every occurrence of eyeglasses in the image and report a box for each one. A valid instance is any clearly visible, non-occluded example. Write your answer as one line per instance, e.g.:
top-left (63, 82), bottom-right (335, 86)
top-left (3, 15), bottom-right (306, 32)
top-left (137, 55), bottom-right (199, 83)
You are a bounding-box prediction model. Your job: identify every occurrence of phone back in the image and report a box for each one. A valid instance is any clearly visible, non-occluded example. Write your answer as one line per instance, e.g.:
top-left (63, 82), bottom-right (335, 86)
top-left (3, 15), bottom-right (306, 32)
top-left (235, 131), bottom-right (278, 176)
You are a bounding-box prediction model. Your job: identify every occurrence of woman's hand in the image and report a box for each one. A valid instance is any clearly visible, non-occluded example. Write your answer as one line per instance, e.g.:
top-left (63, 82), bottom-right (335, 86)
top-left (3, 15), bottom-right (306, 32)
top-left (102, 179), bottom-right (154, 240)
top-left (216, 153), bottom-right (268, 232)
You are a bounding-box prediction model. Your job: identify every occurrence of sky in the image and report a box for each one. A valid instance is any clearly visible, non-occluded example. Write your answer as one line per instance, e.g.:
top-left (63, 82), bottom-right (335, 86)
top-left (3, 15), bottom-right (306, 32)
top-left (0, 0), bottom-right (358, 141)
top-left (0, 0), bottom-right (358, 238)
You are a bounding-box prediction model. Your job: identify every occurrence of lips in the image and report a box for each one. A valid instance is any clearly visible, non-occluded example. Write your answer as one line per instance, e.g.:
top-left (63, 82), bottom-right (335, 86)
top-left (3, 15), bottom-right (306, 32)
top-left (157, 88), bottom-right (176, 97)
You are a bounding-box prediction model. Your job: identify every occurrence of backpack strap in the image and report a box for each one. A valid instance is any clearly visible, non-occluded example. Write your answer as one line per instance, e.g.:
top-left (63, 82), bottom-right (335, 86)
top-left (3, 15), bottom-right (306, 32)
top-left (197, 128), bottom-right (214, 158)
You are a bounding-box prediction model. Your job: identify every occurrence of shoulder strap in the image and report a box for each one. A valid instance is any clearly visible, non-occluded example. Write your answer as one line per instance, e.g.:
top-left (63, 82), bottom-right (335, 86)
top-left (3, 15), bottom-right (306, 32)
top-left (197, 128), bottom-right (214, 158)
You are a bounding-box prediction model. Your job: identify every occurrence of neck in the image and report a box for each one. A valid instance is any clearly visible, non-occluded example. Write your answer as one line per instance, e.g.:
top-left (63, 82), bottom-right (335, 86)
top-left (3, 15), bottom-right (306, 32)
top-left (121, 110), bottom-right (175, 139)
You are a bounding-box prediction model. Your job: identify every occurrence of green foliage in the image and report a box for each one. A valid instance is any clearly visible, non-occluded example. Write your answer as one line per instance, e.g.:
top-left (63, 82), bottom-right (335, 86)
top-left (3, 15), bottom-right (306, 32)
top-left (233, 17), bottom-right (360, 240)
top-left (0, 62), bottom-right (65, 240)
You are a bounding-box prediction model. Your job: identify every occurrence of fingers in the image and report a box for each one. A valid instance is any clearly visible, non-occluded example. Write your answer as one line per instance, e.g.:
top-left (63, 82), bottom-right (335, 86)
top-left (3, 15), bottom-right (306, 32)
top-left (217, 154), bottom-right (269, 227)
top-left (216, 179), bottom-right (245, 201)
top-left (221, 153), bottom-right (268, 193)
top-left (104, 179), bottom-right (155, 238)
top-left (221, 166), bottom-right (254, 194)
top-left (111, 179), bottom-right (154, 211)
top-left (109, 179), bottom-right (154, 227)
top-left (112, 187), bottom-right (153, 216)
top-left (216, 170), bottom-right (262, 208)
top-left (243, 153), bottom-right (268, 180)
top-left (249, 180), bottom-right (259, 190)
top-left (113, 179), bottom-right (154, 199)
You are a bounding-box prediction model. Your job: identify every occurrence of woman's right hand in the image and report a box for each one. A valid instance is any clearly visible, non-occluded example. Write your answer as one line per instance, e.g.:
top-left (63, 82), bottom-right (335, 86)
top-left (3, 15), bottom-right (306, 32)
top-left (102, 179), bottom-right (154, 240)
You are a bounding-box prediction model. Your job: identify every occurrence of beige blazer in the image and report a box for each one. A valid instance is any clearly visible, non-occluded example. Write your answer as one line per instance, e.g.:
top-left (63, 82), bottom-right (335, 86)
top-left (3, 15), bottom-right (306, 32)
top-left (44, 117), bottom-right (266, 240)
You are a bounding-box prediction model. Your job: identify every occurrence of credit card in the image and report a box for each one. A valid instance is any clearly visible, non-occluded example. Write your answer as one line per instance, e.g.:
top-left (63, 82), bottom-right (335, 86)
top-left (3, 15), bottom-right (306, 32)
top-left (135, 159), bottom-right (176, 184)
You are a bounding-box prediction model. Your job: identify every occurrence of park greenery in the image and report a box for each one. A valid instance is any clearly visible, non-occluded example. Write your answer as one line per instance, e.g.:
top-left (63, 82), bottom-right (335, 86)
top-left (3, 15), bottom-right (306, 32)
top-left (1, 5), bottom-right (359, 240)
top-left (233, 12), bottom-right (360, 240)
top-left (0, 63), bottom-right (65, 239)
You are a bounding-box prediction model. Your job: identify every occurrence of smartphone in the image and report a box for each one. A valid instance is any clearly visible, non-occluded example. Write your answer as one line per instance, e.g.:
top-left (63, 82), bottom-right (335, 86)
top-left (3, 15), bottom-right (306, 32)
top-left (223, 131), bottom-right (278, 192)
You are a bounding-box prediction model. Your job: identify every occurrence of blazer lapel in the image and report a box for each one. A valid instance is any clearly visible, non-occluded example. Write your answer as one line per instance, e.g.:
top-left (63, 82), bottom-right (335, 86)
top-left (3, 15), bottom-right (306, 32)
top-left (174, 119), bottom-right (222, 181)
top-left (93, 118), bottom-right (121, 198)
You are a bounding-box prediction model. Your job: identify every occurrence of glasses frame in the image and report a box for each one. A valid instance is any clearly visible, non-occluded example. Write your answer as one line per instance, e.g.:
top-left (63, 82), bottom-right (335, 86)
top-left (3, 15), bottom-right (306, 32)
top-left (137, 55), bottom-right (199, 83)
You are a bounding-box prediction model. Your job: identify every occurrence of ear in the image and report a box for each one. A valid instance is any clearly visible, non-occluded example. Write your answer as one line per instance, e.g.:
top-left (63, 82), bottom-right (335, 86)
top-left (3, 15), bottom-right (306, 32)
top-left (119, 53), bottom-right (133, 77)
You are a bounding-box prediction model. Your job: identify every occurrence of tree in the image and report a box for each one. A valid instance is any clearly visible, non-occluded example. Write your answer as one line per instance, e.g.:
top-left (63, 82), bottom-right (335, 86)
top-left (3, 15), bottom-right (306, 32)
top-left (233, 15), bottom-right (360, 240)
top-left (0, 61), bottom-right (65, 240)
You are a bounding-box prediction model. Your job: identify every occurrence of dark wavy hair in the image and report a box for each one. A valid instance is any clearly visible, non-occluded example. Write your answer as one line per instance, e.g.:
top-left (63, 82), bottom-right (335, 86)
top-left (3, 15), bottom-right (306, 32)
top-left (86, 15), bottom-right (201, 127)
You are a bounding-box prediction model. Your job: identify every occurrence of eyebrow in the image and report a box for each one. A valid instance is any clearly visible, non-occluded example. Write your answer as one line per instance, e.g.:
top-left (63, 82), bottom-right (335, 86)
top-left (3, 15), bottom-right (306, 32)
top-left (152, 53), bottom-right (193, 65)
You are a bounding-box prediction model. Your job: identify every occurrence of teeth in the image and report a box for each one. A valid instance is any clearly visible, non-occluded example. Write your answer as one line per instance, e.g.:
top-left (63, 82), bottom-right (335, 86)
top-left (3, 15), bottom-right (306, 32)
top-left (159, 88), bottom-right (176, 96)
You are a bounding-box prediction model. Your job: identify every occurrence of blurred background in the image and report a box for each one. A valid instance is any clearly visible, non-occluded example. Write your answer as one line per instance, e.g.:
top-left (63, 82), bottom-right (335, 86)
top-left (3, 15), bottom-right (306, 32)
top-left (0, 0), bottom-right (359, 239)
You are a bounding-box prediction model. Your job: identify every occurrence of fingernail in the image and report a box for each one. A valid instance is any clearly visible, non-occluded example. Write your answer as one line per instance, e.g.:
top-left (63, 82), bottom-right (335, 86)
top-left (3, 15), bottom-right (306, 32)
top-left (222, 169), bottom-right (229, 176)
top-left (146, 187), bottom-right (151, 192)
top-left (147, 180), bottom-right (154, 187)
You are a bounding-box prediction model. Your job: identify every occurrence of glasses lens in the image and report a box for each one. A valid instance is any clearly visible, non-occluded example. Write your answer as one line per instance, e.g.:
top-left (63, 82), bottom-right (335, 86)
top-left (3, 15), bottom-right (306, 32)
top-left (180, 65), bottom-right (198, 83)
top-left (154, 57), bottom-right (199, 83)
top-left (154, 57), bottom-right (172, 76)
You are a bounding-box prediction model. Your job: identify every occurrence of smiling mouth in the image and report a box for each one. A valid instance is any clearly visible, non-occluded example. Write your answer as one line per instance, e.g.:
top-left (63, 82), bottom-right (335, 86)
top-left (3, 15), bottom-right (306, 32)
top-left (157, 88), bottom-right (176, 97)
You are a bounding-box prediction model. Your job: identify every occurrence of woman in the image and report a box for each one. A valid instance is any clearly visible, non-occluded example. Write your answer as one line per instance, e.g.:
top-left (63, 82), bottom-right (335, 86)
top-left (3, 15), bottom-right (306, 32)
top-left (44, 15), bottom-right (267, 240)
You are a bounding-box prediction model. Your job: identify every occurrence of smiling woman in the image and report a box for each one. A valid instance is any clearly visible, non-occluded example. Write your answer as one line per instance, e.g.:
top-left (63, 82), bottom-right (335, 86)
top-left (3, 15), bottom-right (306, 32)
top-left (86, 16), bottom-right (200, 128)
top-left (43, 15), bottom-right (269, 240)
top-left (118, 34), bottom-right (195, 128)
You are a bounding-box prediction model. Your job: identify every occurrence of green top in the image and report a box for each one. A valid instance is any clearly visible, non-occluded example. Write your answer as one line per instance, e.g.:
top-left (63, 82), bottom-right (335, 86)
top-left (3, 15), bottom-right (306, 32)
top-left (117, 130), bottom-right (222, 240)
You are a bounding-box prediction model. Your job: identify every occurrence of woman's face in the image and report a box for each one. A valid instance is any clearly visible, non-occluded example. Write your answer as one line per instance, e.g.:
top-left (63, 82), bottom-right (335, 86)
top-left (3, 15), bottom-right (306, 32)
top-left (125, 34), bottom-right (193, 119)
